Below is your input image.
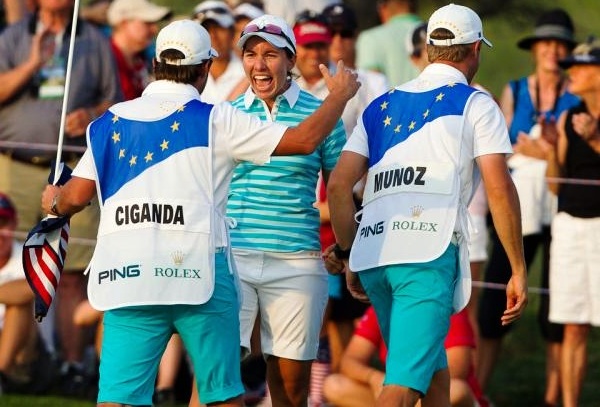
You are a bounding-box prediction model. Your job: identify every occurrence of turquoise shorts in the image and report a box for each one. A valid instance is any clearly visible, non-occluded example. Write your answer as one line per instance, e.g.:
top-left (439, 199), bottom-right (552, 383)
top-left (98, 252), bottom-right (244, 405)
top-left (358, 243), bottom-right (458, 395)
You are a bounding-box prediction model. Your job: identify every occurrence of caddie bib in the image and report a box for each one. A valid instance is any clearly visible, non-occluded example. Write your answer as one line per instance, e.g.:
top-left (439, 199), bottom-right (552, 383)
top-left (86, 99), bottom-right (216, 310)
top-left (349, 84), bottom-right (477, 274)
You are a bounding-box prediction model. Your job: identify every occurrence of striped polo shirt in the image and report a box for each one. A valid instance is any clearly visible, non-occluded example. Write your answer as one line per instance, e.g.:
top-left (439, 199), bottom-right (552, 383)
top-left (227, 81), bottom-right (346, 252)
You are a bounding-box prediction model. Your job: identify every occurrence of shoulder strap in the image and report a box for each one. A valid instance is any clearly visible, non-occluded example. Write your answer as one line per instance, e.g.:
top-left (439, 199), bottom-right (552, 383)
top-left (509, 79), bottom-right (521, 112)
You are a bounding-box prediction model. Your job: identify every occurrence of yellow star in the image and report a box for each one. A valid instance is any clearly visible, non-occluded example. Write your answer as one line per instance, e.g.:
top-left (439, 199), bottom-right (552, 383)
top-left (129, 155), bottom-right (137, 166)
top-left (160, 139), bottom-right (169, 151)
top-left (118, 149), bottom-right (126, 159)
top-left (408, 121), bottom-right (416, 131)
top-left (111, 115), bottom-right (119, 123)
top-left (447, 82), bottom-right (457, 87)
top-left (383, 116), bottom-right (392, 127)
top-left (171, 121), bottom-right (180, 132)
top-left (394, 124), bottom-right (401, 133)
top-left (380, 101), bottom-right (388, 111)
top-left (436, 92), bottom-right (445, 102)
top-left (112, 131), bottom-right (120, 143)
top-left (144, 151), bottom-right (153, 163)
top-left (177, 105), bottom-right (186, 112)
top-left (423, 109), bottom-right (429, 119)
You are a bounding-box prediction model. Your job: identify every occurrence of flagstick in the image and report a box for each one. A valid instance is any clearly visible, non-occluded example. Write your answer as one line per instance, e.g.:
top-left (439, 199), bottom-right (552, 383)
top-left (53, 0), bottom-right (81, 184)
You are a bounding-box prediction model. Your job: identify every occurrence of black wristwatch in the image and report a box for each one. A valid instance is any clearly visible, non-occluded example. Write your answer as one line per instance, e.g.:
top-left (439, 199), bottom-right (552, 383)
top-left (333, 243), bottom-right (351, 260)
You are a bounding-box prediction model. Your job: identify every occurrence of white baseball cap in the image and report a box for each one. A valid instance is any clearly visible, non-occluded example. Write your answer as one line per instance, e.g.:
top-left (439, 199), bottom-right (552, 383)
top-left (238, 14), bottom-right (296, 55)
top-left (107, 0), bottom-right (171, 26)
top-left (155, 19), bottom-right (219, 65)
top-left (193, 1), bottom-right (235, 28)
top-left (233, 3), bottom-right (265, 22)
top-left (426, 3), bottom-right (492, 47)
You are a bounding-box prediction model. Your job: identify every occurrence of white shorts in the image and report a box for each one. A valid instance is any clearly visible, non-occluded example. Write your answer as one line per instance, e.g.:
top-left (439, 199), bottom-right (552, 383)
top-left (467, 214), bottom-right (488, 263)
top-left (549, 212), bottom-right (600, 326)
top-left (234, 248), bottom-right (329, 360)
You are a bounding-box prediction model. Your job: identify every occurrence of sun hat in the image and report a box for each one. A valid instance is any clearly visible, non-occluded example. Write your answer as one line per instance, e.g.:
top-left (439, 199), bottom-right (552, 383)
top-left (238, 14), bottom-right (296, 55)
top-left (107, 0), bottom-right (171, 26)
top-left (193, 1), bottom-right (235, 28)
top-left (517, 8), bottom-right (576, 50)
top-left (426, 3), bottom-right (492, 47)
top-left (155, 19), bottom-right (219, 65)
top-left (233, 3), bottom-right (265, 22)
top-left (0, 193), bottom-right (16, 222)
top-left (559, 38), bottom-right (600, 69)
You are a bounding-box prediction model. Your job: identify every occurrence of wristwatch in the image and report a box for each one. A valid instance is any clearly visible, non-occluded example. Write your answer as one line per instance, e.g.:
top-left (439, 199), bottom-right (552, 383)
top-left (50, 195), bottom-right (63, 217)
top-left (333, 243), bottom-right (351, 260)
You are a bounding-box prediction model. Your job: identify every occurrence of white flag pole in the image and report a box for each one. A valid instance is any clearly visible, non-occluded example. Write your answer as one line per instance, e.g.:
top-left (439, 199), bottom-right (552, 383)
top-left (53, 0), bottom-right (81, 184)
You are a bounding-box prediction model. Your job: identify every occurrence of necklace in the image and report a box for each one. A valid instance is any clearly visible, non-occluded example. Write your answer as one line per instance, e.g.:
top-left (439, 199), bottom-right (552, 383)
top-left (533, 76), bottom-right (563, 122)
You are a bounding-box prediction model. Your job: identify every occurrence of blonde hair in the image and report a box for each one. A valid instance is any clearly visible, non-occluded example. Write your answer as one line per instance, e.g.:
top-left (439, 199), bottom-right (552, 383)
top-left (572, 38), bottom-right (600, 56)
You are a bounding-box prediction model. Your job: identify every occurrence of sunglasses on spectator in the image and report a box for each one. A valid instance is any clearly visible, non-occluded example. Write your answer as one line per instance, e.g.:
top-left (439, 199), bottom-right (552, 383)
top-left (331, 28), bottom-right (355, 39)
top-left (242, 23), bottom-right (296, 52)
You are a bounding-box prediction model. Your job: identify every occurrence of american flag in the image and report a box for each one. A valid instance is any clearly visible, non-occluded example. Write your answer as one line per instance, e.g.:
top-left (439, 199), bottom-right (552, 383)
top-left (22, 162), bottom-right (72, 322)
top-left (22, 217), bottom-right (70, 322)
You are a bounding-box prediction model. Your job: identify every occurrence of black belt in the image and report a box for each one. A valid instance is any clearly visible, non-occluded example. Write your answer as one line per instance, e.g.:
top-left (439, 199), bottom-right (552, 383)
top-left (2, 150), bottom-right (80, 167)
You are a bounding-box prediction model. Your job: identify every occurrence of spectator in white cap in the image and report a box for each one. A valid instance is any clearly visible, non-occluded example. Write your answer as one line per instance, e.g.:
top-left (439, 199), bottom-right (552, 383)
top-left (262, 0), bottom-right (340, 27)
top-left (221, 13), bottom-right (349, 407)
top-left (107, 0), bottom-right (172, 100)
top-left (232, 2), bottom-right (265, 58)
top-left (40, 17), bottom-right (359, 407)
top-left (193, 0), bottom-right (248, 103)
top-left (325, 3), bottom-right (527, 406)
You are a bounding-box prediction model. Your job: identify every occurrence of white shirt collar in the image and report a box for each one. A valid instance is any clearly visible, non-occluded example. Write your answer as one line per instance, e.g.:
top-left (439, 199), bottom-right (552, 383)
top-left (142, 80), bottom-right (201, 100)
top-left (421, 63), bottom-right (469, 85)
top-left (243, 80), bottom-right (301, 109)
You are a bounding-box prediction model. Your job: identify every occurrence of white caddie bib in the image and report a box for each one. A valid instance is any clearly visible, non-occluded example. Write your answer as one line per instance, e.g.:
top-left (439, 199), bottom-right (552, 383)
top-left (350, 161), bottom-right (458, 271)
top-left (86, 100), bottom-right (217, 310)
top-left (348, 83), bottom-right (481, 312)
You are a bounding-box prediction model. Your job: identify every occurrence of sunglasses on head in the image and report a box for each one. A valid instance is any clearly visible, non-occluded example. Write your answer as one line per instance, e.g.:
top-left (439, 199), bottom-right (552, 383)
top-left (194, 7), bottom-right (231, 21)
top-left (197, 6), bottom-right (230, 15)
top-left (242, 23), bottom-right (296, 52)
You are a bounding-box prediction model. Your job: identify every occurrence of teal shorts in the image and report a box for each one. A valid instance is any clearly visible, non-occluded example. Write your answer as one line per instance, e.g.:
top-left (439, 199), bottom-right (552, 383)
top-left (98, 252), bottom-right (244, 405)
top-left (358, 243), bottom-right (458, 395)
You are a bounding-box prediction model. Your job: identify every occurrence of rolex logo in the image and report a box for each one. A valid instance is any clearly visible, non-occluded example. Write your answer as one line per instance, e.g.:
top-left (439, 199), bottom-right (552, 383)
top-left (411, 205), bottom-right (424, 218)
top-left (171, 250), bottom-right (185, 266)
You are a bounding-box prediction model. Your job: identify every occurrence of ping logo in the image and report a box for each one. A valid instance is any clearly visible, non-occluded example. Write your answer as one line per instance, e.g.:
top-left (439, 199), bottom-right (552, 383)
top-left (98, 264), bottom-right (141, 284)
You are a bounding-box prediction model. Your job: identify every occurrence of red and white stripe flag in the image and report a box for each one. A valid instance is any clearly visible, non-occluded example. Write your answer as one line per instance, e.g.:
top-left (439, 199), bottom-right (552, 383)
top-left (22, 216), bottom-right (70, 322)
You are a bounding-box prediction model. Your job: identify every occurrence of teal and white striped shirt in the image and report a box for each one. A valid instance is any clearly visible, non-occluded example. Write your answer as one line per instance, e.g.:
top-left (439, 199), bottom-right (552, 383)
top-left (227, 81), bottom-right (346, 252)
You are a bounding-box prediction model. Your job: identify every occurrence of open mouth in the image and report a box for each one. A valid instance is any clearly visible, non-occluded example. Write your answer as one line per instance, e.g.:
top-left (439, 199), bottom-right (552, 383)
top-left (253, 74), bottom-right (273, 91)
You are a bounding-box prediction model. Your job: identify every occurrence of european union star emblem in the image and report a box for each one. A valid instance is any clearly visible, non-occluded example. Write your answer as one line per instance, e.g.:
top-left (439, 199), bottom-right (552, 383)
top-left (88, 99), bottom-right (213, 203)
top-left (364, 83), bottom-right (478, 166)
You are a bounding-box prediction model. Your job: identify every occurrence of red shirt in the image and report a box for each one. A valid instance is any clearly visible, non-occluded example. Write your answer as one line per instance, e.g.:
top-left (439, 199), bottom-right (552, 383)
top-left (318, 176), bottom-right (336, 250)
top-left (354, 307), bottom-right (488, 407)
top-left (110, 39), bottom-right (148, 101)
